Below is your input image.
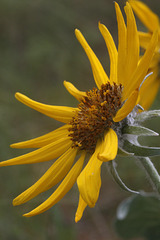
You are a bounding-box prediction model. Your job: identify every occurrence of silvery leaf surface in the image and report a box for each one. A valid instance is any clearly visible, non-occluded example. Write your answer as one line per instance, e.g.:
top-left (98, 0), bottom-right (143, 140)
top-left (122, 139), bottom-right (160, 157)
top-left (118, 146), bottom-right (134, 156)
top-left (135, 110), bottom-right (160, 123)
top-left (115, 194), bottom-right (160, 240)
top-left (122, 125), bottom-right (158, 136)
top-left (107, 160), bottom-right (139, 194)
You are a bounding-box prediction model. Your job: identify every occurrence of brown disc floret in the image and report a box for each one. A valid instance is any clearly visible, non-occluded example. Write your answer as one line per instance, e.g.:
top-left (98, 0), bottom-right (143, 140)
top-left (68, 82), bottom-right (123, 152)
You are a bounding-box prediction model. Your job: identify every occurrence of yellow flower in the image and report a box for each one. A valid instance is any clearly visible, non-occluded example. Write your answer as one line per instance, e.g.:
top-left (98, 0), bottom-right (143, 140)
top-left (129, 0), bottom-right (160, 109)
top-left (0, 2), bottom-right (157, 222)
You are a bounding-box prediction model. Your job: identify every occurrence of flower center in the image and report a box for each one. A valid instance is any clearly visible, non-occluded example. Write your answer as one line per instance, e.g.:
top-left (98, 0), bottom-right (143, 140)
top-left (68, 82), bottom-right (123, 152)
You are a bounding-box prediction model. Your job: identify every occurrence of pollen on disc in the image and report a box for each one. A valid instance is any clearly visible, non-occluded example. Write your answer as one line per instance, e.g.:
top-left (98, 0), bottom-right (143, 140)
top-left (68, 82), bottom-right (122, 152)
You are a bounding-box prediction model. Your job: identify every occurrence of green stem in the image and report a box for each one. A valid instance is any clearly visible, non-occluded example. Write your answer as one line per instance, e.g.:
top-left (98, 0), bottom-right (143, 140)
top-left (137, 157), bottom-right (160, 194)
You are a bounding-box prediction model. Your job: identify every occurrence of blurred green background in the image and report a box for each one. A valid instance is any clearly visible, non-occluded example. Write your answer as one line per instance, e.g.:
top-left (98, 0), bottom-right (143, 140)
top-left (0, 0), bottom-right (159, 239)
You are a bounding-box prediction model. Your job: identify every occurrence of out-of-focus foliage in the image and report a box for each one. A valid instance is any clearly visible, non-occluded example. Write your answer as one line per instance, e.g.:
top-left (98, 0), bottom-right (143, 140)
top-left (0, 0), bottom-right (159, 239)
top-left (115, 194), bottom-right (160, 240)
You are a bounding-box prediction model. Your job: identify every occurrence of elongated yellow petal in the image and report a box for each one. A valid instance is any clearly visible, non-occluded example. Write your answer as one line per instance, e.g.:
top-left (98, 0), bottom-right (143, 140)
top-left (0, 137), bottom-right (72, 166)
top-left (139, 32), bottom-right (153, 49)
top-left (15, 93), bottom-right (77, 123)
top-left (149, 52), bottom-right (160, 69)
top-left (63, 81), bottom-right (86, 101)
top-left (75, 29), bottom-right (109, 89)
top-left (139, 32), bottom-right (160, 53)
top-left (23, 152), bottom-right (86, 217)
top-left (113, 89), bottom-right (139, 122)
top-left (139, 69), bottom-right (160, 110)
top-left (129, 0), bottom-right (159, 32)
top-left (13, 147), bottom-right (78, 206)
top-left (99, 22), bottom-right (118, 84)
top-left (123, 30), bottom-right (158, 99)
top-left (75, 194), bottom-right (87, 223)
top-left (123, 2), bottom-right (139, 92)
top-left (115, 2), bottom-right (127, 86)
top-left (98, 129), bottom-right (118, 162)
top-left (77, 140), bottom-right (103, 208)
top-left (11, 124), bottom-right (69, 149)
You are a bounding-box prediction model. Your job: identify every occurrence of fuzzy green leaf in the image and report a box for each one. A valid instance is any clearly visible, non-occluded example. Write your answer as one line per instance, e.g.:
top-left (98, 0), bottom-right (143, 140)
top-left (115, 194), bottom-right (160, 239)
top-left (108, 161), bottom-right (139, 194)
top-left (122, 125), bottom-right (158, 136)
top-left (122, 140), bottom-right (160, 157)
top-left (135, 110), bottom-right (160, 123)
top-left (118, 146), bottom-right (134, 156)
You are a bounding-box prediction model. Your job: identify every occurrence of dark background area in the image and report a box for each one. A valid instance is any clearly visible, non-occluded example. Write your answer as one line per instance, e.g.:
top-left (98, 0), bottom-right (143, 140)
top-left (0, 0), bottom-right (159, 239)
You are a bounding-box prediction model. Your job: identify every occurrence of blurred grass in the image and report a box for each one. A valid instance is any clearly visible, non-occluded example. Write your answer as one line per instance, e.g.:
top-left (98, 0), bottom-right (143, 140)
top-left (0, 0), bottom-right (159, 239)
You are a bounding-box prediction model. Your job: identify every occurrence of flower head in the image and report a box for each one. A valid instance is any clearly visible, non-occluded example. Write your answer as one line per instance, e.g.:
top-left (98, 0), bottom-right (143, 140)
top-left (129, 0), bottom-right (160, 109)
top-left (0, 2), bottom-right (158, 221)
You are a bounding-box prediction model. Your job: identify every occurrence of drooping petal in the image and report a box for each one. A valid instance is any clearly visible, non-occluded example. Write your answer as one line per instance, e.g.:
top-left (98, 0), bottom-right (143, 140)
top-left (75, 194), bottom-right (87, 223)
top-left (113, 89), bottom-right (139, 122)
top-left (98, 22), bottom-right (118, 84)
top-left (63, 81), bottom-right (86, 101)
top-left (77, 140), bottom-right (103, 208)
top-left (13, 147), bottom-right (78, 206)
top-left (98, 128), bottom-right (118, 162)
top-left (11, 124), bottom-right (69, 149)
top-left (0, 137), bottom-right (72, 166)
top-left (123, 2), bottom-right (139, 93)
top-left (123, 30), bottom-right (158, 100)
top-left (75, 29), bottom-right (109, 89)
top-left (115, 2), bottom-right (127, 85)
top-left (129, 0), bottom-right (159, 32)
top-left (15, 93), bottom-right (77, 123)
top-left (23, 152), bottom-right (86, 217)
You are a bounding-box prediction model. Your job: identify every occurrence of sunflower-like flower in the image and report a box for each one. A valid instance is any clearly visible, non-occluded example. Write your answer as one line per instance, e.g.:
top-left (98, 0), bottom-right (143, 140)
top-left (0, 2), bottom-right (158, 222)
top-left (129, 0), bottom-right (160, 109)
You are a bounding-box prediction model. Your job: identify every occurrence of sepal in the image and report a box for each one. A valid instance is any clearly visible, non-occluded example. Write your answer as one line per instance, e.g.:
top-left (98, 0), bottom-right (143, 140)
top-left (135, 110), bottom-right (160, 123)
top-left (117, 146), bottom-right (134, 156)
top-left (122, 139), bottom-right (160, 157)
top-left (107, 160), bottom-right (140, 194)
top-left (122, 125), bottom-right (158, 136)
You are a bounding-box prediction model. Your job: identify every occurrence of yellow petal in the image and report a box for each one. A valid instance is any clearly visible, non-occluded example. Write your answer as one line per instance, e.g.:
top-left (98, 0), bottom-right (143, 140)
top-left (75, 194), bottom-right (87, 223)
top-left (139, 32), bottom-right (152, 49)
top-left (129, 0), bottom-right (159, 33)
top-left (98, 22), bottom-right (117, 84)
top-left (149, 52), bottom-right (160, 68)
top-left (23, 151), bottom-right (86, 217)
top-left (115, 2), bottom-right (127, 86)
top-left (75, 29), bottom-right (109, 89)
top-left (139, 69), bottom-right (160, 110)
top-left (13, 147), bottom-right (78, 206)
top-left (113, 89), bottom-right (139, 122)
top-left (123, 30), bottom-right (158, 100)
top-left (11, 124), bottom-right (69, 149)
top-left (63, 81), bottom-right (86, 101)
top-left (15, 92), bottom-right (77, 123)
top-left (98, 128), bottom-right (118, 162)
top-left (0, 137), bottom-right (72, 166)
top-left (139, 32), bottom-right (160, 53)
top-left (123, 2), bottom-right (139, 93)
top-left (77, 140), bottom-right (103, 208)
